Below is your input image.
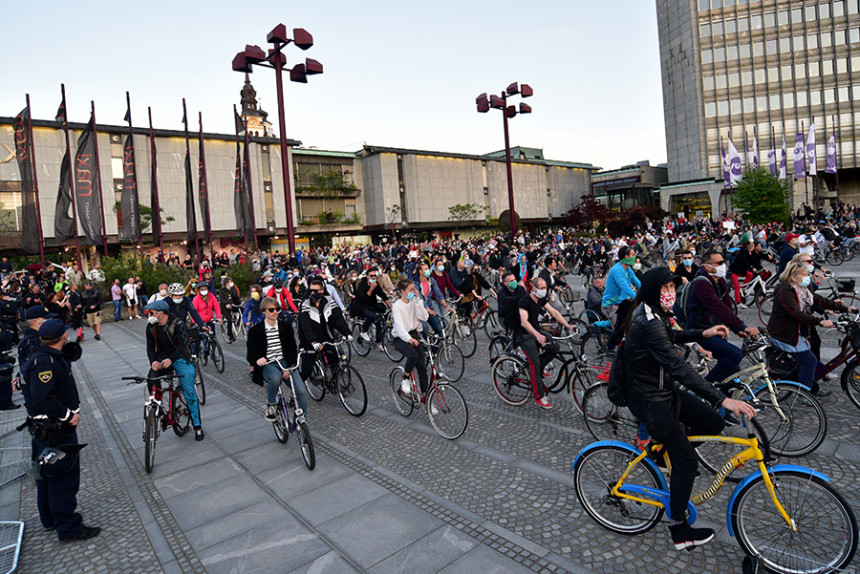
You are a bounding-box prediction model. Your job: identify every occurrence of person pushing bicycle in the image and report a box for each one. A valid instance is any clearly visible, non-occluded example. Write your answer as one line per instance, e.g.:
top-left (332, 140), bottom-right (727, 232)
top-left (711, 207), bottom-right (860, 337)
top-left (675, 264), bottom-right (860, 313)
top-left (297, 279), bottom-right (352, 384)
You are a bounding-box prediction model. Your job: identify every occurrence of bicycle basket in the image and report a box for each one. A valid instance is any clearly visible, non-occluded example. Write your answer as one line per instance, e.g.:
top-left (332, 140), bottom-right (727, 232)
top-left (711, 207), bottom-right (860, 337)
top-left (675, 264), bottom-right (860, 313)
top-left (186, 326), bottom-right (201, 342)
top-left (837, 278), bottom-right (855, 293)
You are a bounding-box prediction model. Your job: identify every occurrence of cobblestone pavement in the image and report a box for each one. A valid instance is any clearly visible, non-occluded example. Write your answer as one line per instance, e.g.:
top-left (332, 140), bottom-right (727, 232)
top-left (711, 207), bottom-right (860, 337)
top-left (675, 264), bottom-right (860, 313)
top-left (6, 266), bottom-right (860, 574)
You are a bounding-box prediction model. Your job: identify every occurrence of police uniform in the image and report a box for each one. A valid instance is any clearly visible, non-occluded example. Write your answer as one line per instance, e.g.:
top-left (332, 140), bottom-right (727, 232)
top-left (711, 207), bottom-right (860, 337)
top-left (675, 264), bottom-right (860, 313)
top-left (23, 319), bottom-right (97, 542)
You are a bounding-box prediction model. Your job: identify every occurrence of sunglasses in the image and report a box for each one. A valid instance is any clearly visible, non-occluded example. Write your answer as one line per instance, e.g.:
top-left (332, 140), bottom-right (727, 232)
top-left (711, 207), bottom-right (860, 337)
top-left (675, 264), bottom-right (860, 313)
top-left (264, 308), bottom-right (280, 313)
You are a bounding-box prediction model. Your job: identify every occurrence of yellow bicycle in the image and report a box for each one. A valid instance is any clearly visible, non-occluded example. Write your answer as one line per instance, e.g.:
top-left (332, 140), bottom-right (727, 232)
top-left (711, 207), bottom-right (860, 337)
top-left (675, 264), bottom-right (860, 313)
top-left (572, 416), bottom-right (857, 574)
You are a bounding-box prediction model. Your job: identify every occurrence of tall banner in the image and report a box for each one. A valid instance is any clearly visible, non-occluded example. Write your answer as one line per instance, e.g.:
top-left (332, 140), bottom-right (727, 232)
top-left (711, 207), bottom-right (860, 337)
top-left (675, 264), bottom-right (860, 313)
top-left (767, 130), bottom-right (777, 176)
top-left (233, 144), bottom-right (246, 236)
top-left (806, 122), bottom-right (817, 177)
top-left (243, 128), bottom-right (256, 247)
top-left (779, 136), bottom-right (787, 180)
top-left (751, 134), bottom-right (759, 170)
top-left (148, 108), bottom-right (162, 247)
top-left (120, 95), bottom-right (141, 241)
top-left (74, 118), bottom-right (104, 245)
top-left (182, 104), bottom-right (197, 246)
top-left (727, 137), bottom-right (742, 186)
top-left (54, 152), bottom-right (76, 243)
top-left (13, 108), bottom-right (40, 254)
top-left (826, 133), bottom-right (838, 174)
top-left (793, 132), bottom-right (806, 179)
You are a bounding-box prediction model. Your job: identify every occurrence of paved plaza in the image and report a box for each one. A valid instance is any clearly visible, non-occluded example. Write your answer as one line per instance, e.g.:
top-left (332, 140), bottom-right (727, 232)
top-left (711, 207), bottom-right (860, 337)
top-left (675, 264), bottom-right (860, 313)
top-left (2, 269), bottom-right (860, 574)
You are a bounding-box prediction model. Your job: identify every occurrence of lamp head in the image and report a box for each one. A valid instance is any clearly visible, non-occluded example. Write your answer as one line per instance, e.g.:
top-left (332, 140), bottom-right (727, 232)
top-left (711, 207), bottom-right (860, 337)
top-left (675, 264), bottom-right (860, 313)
top-left (520, 84), bottom-right (533, 97)
top-left (519, 103), bottom-right (532, 114)
top-left (290, 63), bottom-right (308, 83)
top-left (293, 28), bottom-right (314, 50)
top-left (305, 58), bottom-right (323, 75)
top-left (267, 24), bottom-right (289, 44)
top-left (505, 105), bottom-right (517, 118)
top-left (232, 52), bottom-right (252, 73)
top-left (476, 93), bottom-right (489, 113)
top-left (490, 95), bottom-right (505, 109)
top-left (506, 82), bottom-right (519, 96)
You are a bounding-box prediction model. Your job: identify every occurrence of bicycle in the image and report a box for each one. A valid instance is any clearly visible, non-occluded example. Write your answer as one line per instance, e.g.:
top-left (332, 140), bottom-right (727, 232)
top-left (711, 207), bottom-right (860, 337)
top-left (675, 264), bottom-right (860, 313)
top-left (219, 306), bottom-right (245, 341)
top-left (304, 339), bottom-right (367, 417)
top-left (469, 296), bottom-right (500, 339)
top-left (490, 332), bottom-right (578, 406)
top-left (199, 322), bottom-right (225, 374)
top-left (350, 307), bottom-right (403, 362)
top-left (123, 372), bottom-right (191, 473)
top-left (426, 333), bottom-right (465, 383)
top-left (388, 337), bottom-right (468, 440)
top-left (572, 415), bottom-right (858, 574)
top-left (267, 358), bottom-right (315, 470)
top-left (727, 268), bottom-right (771, 311)
top-left (443, 297), bottom-right (477, 358)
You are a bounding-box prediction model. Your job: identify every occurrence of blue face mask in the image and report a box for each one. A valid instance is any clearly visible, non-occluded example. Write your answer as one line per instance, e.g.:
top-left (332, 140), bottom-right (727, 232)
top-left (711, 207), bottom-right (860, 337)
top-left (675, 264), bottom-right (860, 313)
top-left (800, 275), bottom-right (811, 287)
top-left (436, 265), bottom-right (445, 272)
top-left (424, 269), bottom-right (432, 278)
top-left (406, 292), bottom-right (416, 301)
top-left (683, 259), bottom-right (693, 267)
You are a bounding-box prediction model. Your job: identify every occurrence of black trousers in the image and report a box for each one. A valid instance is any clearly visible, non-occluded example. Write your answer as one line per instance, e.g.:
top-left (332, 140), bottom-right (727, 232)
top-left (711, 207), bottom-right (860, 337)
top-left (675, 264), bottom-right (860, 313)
top-left (393, 331), bottom-right (428, 392)
top-left (627, 391), bottom-right (724, 522)
top-left (299, 345), bottom-right (339, 383)
top-left (32, 429), bottom-right (83, 540)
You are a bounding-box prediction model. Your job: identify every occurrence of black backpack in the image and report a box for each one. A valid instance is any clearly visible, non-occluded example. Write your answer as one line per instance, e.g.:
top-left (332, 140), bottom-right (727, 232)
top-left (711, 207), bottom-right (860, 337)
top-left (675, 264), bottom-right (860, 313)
top-left (606, 339), bottom-right (628, 407)
top-left (672, 276), bottom-right (706, 328)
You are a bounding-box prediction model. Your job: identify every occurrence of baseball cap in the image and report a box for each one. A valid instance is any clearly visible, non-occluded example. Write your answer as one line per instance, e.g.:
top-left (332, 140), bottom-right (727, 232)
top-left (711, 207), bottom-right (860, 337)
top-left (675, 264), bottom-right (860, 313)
top-left (39, 318), bottom-right (70, 339)
top-left (24, 306), bottom-right (57, 320)
top-left (784, 233), bottom-right (800, 242)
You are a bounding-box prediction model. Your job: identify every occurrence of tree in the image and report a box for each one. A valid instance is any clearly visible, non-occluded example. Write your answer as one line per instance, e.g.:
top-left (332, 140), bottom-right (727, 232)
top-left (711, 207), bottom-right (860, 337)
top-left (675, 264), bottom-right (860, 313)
top-left (564, 194), bottom-right (612, 230)
top-left (731, 167), bottom-right (793, 224)
top-left (113, 203), bottom-right (175, 234)
top-left (447, 203), bottom-right (487, 229)
top-left (295, 170), bottom-right (359, 197)
top-left (385, 205), bottom-right (401, 229)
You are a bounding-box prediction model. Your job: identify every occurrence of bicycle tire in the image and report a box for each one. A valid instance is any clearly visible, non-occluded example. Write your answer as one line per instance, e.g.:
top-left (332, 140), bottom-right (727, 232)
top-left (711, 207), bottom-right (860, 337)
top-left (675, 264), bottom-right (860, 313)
top-left (756, 294), bottom-right (774, 328)
top-left (581, 382), bottom-right (639, 442)
top-left (753, 382), bottom-right (827, 457)
top-left (194, 362), bottom-right (206, 406)
top-left (826, 250), bottom-right (845, 266)
top-left (171, 390), bottom-right (191, 437)
top-left (488, 335), bottom-right (512, 362)
top-left (382, 326), bottom-right (404, 363)
top-left (306, 361), bottom-right (326, 402)
top-left (454, 321), bottom-right (477, 358)
top-left (482, 308), bottom-right (500, 339)
top-left (210, 337), bottom-right (224, 374)
top-left (840, 361), bottom-right (860, 410)
top-left (573, 444), bottom-right (665, 535)
top-left (491, 355), bottom-right (532, 406)
top-left (351, 324), bottom-right (372, 357)
top-left (297, 421), bottom-right (316, 470)
top-left (337, 339), bottom-right (352, 365)
top-left (842, 247), bottom-right (855, 262)
top-left (580, 331), bottom-right (611, 363)
top-left (730, 470), bottom-right (858, 574)
top-left (568, 367), bottom-right (593, 413)
top-left (437, 341), bottom-right (465, 383)
top-left (426, 384), bottom-right (468, 440)
top-left (561, 285), bottom-right (575, 305)
top-left (336, 366), bottom-right (367, 417)
top-left (143, 405), bottom-right (157, 473)
top-left (389, 367), bottom-right (413, 416)
top-left (272, 398), bottom-right (288, 444)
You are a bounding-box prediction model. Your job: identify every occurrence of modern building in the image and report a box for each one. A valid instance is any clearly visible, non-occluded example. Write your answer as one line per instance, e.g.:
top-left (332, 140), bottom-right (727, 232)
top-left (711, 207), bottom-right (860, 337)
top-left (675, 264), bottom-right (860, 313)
top-left (590, 161), bottom-right (669, 211)
top-left (656, 0), bottom-right (860, 208)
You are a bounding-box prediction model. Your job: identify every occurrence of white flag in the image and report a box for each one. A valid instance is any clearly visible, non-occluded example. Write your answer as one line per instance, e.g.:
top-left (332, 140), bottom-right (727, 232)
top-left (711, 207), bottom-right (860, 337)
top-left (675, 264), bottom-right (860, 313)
top-left (779, 136), bottom-right (787, 180)
top-left (751, 136), bottom-right (759, 169)
top-left (727, 138), bottom-right (742, 186)
top-left (807, 122), bottom-right (817, 176)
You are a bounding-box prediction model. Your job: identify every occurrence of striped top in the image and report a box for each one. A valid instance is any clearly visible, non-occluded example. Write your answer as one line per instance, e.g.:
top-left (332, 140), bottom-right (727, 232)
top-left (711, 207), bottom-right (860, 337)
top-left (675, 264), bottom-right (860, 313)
top-left (265, 322), bottom-right (283, 362)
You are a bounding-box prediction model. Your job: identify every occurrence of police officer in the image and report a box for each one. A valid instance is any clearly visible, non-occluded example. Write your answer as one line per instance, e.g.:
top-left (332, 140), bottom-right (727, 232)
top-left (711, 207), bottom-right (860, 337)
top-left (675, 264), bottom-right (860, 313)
top-left (23, 319), bottom-right (100, 542)
top-left (18, 306), bottom-right (57, 373)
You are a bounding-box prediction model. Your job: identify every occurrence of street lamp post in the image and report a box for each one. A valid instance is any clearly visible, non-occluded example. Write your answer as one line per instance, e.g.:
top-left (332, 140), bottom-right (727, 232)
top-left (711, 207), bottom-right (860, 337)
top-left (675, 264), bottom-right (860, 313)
top-left (232, 24), bottom-right (323, 255)
top-left (476, 83), bottom-right (532, 239)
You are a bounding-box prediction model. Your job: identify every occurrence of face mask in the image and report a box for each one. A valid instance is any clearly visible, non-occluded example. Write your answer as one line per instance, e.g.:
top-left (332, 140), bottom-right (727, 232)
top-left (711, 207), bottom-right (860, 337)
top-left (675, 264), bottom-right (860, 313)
top-left (659, 290), bottom-right (676, 311)
top-left (682, 259), bottom-right (693, 267)
top-left (310, 292), bottom-right (324, 304)
top-left (800, 276), bottom-right (811, 287)
top-left (805, 264), bottom-right (814, 273)
top-left (159, 289), bottom-right (168, 297)
top-left (369, 278), bottom-right (376, 284)
top-left (250, 292), bottom-right (260, 300)
top-left (172, 297), bottom-right (183, 304)
top-left (621, 256), bottom-right (636, 266)
top-left (199, 290), bottom-right (208, 296)
top-left (690, 251), bottom-right (696, 256)
top-left (508, 280), bottom-right (518, 291)
top-left (437, 266), bottom-right (445, 272)
top-left (534, 288), bottom-right (548, 299)
top-left (632, 263), bottom-right (642, 271)
top-left (424, 269), bottom-right (432, 278)
top-left (708, 263), bottom-right (727, 279)
top-left (147, 315), bottom-right (159, 325)
top-left (406, 292), bottom-right (416, 301)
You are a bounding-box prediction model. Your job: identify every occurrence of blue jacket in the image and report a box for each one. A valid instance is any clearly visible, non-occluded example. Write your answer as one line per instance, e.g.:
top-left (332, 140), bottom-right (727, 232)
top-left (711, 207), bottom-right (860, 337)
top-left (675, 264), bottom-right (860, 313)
top-left (167, 297), bottom-right (204, 327)
top-left (778, 244), bottom-right (797, 274)
top-left (242, 298), bottom-right (264, 326)
top-left (414, 277), bottom-right (444, 309)
top-left (602, 262), bottom-right (640, 307)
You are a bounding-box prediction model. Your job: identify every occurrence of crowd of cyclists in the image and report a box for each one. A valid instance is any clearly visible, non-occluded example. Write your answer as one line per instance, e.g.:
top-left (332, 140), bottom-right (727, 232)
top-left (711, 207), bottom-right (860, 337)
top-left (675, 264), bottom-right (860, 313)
top-left (3, 199), bottom-right (860, 560)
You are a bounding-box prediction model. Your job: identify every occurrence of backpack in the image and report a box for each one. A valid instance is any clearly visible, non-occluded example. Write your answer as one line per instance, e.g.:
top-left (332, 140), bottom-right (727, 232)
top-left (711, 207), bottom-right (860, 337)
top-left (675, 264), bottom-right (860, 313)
top-left (606, 339), bottom-right (628, 407)
top-left (672, 276), bottom-right (706, 328)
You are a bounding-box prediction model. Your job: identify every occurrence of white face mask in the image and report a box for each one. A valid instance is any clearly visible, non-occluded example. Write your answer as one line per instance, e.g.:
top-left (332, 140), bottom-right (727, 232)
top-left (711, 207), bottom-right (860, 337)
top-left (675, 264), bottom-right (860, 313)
top-left (159, 289), bottom-right (168, 297)
top-left (147, 315), bottom-right (159, 325)
top-left (709, 263), bottom-right (727, 279)
top-left (199, 290), bottom-right (208, 296)
top-left (632, 263), bottom-right (642, 271)
top-left (172, 297), bottom-right (183, 304)
top-left (534, 288), bottom-right (548, 299)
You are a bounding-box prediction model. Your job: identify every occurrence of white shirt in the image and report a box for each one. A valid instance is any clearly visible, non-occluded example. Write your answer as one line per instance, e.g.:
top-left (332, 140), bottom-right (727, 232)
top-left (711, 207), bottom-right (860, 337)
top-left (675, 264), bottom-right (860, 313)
top-left (392, 297), bottom-right (429, 343)
top-left (798, 234), bottom-right (816, 255)
top-left (265, 321), bottom-right (283, 361)
top-left (122, 283), bottom-right (136, 302)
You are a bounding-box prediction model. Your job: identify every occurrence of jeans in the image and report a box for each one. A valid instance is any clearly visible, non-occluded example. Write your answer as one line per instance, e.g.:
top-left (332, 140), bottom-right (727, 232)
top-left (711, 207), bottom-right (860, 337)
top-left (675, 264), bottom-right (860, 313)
top-left (792, 349), bottom-right (820, 394)
top-left (137, 295), bottom-right (148, 311)
top-left (627, 392), bottom-right (724, 522)
top-left (392, 331), bottom-right (428, 393)
top-left (422, 312), bottom-right (444, 339)
top-left (112, 300), bottom-right (122, 322)
top-left (699, 336), bottom-right (744, 383)
top-left (171, 358), bottom-right (201, 427)
top-left (32, 429), bottom-right (82, 540)
top-left (262, 363), bottom-right (308, 412)
top-left (357, 307), bottom-right (384, 343)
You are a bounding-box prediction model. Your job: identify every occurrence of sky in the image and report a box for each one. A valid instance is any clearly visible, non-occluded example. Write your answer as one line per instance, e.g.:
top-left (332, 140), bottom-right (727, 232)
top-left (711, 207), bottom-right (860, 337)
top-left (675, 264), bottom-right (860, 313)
top-left (1, 0), bottom-right (667, 171)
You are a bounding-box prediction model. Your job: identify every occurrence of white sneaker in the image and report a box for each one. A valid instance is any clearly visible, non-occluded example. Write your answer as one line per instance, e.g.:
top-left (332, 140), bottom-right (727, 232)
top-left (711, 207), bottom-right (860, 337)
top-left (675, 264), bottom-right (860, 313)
top-left (430, 404), bottom-right (439, 416)
top-left (265, 403), bottom-right (277, 421)
top-left (400, 378), bottom-right (412, 394)
top-left (360, 331), bottom-right (371, 342)
top-left (737, 303), bottom-right (748, 310)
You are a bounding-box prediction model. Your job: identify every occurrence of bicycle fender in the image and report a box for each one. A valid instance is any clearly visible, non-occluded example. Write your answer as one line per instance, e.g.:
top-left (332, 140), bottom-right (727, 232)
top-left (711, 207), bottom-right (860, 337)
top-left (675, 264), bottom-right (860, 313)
top-left (753, 379), bottom-right (813, 394)
top-left (726, 465), bottom-right (831, 537)
top-left (572, 440), bottom-right (668, 490)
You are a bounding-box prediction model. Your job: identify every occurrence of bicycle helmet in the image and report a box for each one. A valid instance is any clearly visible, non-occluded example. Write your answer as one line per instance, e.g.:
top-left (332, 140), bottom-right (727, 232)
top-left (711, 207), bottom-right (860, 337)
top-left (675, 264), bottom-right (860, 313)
top-left (168, 283), bottom-right (185, 296)
top-left (272, 277), bottom-right (283, 288)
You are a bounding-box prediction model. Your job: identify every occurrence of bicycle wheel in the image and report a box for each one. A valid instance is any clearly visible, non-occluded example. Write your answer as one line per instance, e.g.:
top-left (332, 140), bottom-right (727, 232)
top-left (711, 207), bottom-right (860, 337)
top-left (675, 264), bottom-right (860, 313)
top-left (171, 390), bottom-right (191, 437)
top-left (454, 321), bottom-right (477, 358)
top-left (297, 421), bottom-right (316, 470)
top-left (580, 331), bottom-right (610, 362)
top-left (488, 335), bottom-right (511, 362)
top-left (826, 249), bottom-right (845, 266)
top-left (561, 285), bottom-right (575, 305)
top-left (581, 382), bottom-right (639, 442)
top-left (389, 367), bottom-right (413, 416)
top-left (437, 341), bottom-right (464, 383)
top-left (730, 470), bottom-right (858, 574)
top-left (351, 323), bottom-right (372, 357)
top-left (573, 444), bottom-right (665, 535)
top-left (382, 326), bottom-right (404, 363)
top-left (427, 384), bottom-right (468, 440)
top-left (753, 382), bottom-right (827, 457)
top-left (840, 361), bottom-right (860, 410)
top-left (336, 366), bottom-right (367, 417)
top-left (272, 398), bottom-right (288, 444)
top-left (194, 363), bottom-right (206, 406)
top-left (482, 308), bottom-right (500, 340)
top-left (568, 367), bottom-right (594, 413)
top-left (757, 294), bottom-right (774, 328)
top-left (841, 247), bottom-right (855, 262)
top-left (491, 355), bottom-right (532, 406)
top-left (143, 405), bottom-right (157, 473)
top-left (210, 338), bottom-right (224, 374)
top-left (306, 360), bottom-right (326, 402)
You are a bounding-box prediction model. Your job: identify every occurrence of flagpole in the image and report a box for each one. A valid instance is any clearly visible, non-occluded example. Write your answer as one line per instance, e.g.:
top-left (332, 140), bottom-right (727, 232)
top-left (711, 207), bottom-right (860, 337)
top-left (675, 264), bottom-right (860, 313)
top-left (126, 91), bottom-right (142, 250)
top-left (24, 94), bottom-right (46, 269)
top-left (243, 115), bottom-right (258, 252)
top-left (233, 104), bottom-right (248, 254)
top-left (59, 85), bottom-right (83, 269)
top-left (182, 98), bottom-right (201, 267)
top-left (148, 107), bottom-right (163, 263)
top-left (198, 112), bottom-right (213, 260)
top-left (90, 101), bottom-right (109, 257)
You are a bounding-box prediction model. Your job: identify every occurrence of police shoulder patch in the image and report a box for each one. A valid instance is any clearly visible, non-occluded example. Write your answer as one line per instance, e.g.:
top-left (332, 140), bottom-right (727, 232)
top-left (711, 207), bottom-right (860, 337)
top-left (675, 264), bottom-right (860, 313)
top-left (38, 371), bottom-right (52, 383)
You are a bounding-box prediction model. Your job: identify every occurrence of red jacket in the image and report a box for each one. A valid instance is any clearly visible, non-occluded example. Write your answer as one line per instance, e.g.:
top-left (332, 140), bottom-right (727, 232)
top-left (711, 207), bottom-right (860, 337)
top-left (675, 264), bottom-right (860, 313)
top-left (192, 292), bottom-right (221, 322)
top-left (265, 286), bottom-right (298, 313)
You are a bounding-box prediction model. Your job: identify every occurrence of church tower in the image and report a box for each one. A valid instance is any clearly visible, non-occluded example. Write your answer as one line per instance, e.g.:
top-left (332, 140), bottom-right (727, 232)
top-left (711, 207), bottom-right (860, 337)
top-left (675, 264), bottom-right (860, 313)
top-left (240, 74), bottom-right (273, 137)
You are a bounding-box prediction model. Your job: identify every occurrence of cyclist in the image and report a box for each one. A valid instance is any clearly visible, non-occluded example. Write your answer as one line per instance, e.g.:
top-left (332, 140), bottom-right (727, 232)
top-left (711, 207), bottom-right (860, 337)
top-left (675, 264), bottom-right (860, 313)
top-left (297, 279), bottom-right (352, 385)
top-left (674, 250), bottom-right (698, 284)
top-left (622, 267), bottom-right (756, 550)
top-left (246, 297), bottom-right (308, 422)
top-left (727, 241), bottom-right (758, 308)
top-left (219, 277), bottom-right (241, 343)
top-left (166, 282), bottom-right (207, 355)
top-left (497, 272), bottom-right (526, 334)
top-left (242, 284), bottom-right (265, 329)
top-left (601, 249), bottom-right (640, 329)
top-left (457, 262), bottom-right (496, 319)
top-left (265, 277), bottom-right (299, 317)
top-left (515, 276), bottom-right (576, 409)
top-left (144, 300), bottom-right (204, 441)
top-left (392, 278), bottom-right (430, 398)
top-left (352, 270), bottom-right (388, 348)
top-left (414, 262), bottom-right (449, 340)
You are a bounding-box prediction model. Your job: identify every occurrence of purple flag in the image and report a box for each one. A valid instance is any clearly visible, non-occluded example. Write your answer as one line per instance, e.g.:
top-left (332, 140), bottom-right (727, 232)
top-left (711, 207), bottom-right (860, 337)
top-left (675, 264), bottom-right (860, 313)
top-left (806, 122), bottom-right (817, 176)
top-left (779, 136), bottom-right (787, 180)
top-left (793, 132), bottom-right (806, 179)
top-left (767, 138), bottom-right (777, 176)
top-left (826, 133), bottom-right (837, 174)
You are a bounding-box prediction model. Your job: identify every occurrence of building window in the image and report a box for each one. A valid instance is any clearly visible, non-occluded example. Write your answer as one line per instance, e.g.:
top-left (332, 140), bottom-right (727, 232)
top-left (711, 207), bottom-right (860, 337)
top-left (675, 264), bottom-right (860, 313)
top-left (718, 100), bottom-right (729, 115)
top-left (729, 72), bottom-right (740, 87)
top-left (755, 68), bottom-right (766, 83)
top-left (789, 9), bottom-right (801, 25)
top-left (701, 23), bottom-right (711, 37)
top-left (743, 97), bottom-right (755, 113)
top-left (742, 70), bottom-right (752, 84)
top-left (739, 17), bottom-right (749, 32)
top-left (0, 182), bottom-right (23, 233)
top-left (780, 10), bottom-right (790, 26)
top-left (811, 90), bottom-right (822, 105)
top-left (808, 33), bottom-right (819, 49)
top-left (837, 57), bottom-right (848, 74)
top-left (822, 59), bottom-right (834, 76)
top-left (850, 0), bottom-right (859, 15)
top-left (714, 46), bottom-right (726, 62)
top-left (795, 63), bottom-right (806, 79)
top-left (751, 14), bottom-right (762, 30)
top-left (703, 75), bottom-right (715, 90)
top-left (740, 43), bottom-right (751, 58)
top-left (726, 19), bottom-right (737, 34)
top-left (834, 1), bottom-right (845, 17)
top-left (770, 94), bottom-right (781, 109)
top-left (825, 88), bottom-right (836, 104)
top-left (727, 45), bottom-right (739, 60)
top-left (779, 38), bottom-right (790, 53)
top-left (768, 66), bottom-right (780, 82)
top-left (793, 36), bottom-right (804, 51)
top-left (797, 90), bottom-right (808, 107)
top-left (766, 39), bottom-right (777, 55)
top-left (705, 102), bottom-right (717, 118)
top-left (835, 29), bottom-right (846, 45)
top-left (702, 49), bottom-right (713, 64)
top-left (850, 28), bottom-right (860, 43)
top-left (852, 55), bottom-right (860, 71)
top-left (783, 92), bottom-right (795, 108)
top-left (809, 61), bottom-right (820, 77)
top-left (822, 32), bottom-right (832, 48)
top-left (753, 41), bottom-right (764, 57)
top-left (724, 0), bottom-right (735, 7)
top-left (839, 86), bottom-right (850, 102)
top-left (731, 98), bottom-right (742, 114)
top-left (781, 65), bottom-right (793, 80)
top-left (717, 73), bottom-right (728, 88)
top-left (699, 0), bottom-right (709, 10)
top-left (713, 21), bottom-right (724, 36)
top-left (820, 4), bottom-right (831, 19)
top-left (806, 5), bottom-right (817, 21)
top-left (757, 95), bottom-right (768, 111)
top-left (764, 12), bottom-right (775, 27)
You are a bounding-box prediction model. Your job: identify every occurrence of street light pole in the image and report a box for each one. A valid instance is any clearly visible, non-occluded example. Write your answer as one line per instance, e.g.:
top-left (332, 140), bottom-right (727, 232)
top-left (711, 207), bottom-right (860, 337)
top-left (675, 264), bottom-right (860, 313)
top-left (270, 41), bottom-right (296, 256)
top-left (501, 100), bottom-right (516, 239)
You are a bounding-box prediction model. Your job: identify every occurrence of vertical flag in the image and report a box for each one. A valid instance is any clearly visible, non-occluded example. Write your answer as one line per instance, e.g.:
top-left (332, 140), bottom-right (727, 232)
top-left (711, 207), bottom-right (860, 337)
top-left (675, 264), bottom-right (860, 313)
top-left (767, 128), bottom-right (777, 176)
top-left (74, 116), bottom-right (104, 245)
top-left (121, 93), bottom-right (141, 241)
top-left (13, 108), bottom-right (40, 254)
top-left (197, 112), bottom-right (213, 256)
top-left (182, 100), bottom-right (198, 248)
top-left (806, 122), bottom-right (817, 177)
top-left (727, 137), bottom-right (742, 185)
top-left (751, 132), bottom-right (759, 170)
top-left (242, 116), bottom-right (257, 249)
top-left (779, 136), bottom-right (787, 180)
top-left (793, 131), bottom-right (806, 179)
top-left (721, 141), bottom-right (730, 186)
top-left (148, 108), bottom-right (162, 248)
top-left (54, 152), bottom-right (76, 243)
top-left (233, 107), bottom-right (247, 237)
top-left (826, 132), bottom-right (837, 174)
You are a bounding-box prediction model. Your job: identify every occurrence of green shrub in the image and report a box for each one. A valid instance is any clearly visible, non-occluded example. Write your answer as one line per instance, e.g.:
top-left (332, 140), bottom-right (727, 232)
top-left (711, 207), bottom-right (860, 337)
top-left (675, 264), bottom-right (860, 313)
top-left (212, 263), bottom-right (255, 294)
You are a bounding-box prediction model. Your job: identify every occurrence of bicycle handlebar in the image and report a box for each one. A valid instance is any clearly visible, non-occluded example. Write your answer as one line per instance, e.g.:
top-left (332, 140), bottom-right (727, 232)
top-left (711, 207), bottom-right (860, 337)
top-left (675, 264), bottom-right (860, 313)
top-left (122, 373), bottom-right (177, 385)
top-left (264, 358), bottom-right (300, 371)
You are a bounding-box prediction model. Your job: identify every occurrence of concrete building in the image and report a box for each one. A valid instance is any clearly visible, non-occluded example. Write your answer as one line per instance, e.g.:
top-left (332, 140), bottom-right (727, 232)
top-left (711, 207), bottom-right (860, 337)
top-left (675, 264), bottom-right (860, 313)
top-left (657, 0), bottom-right (860, 206)
top-left (590, 161), bottom-right (669, 211)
